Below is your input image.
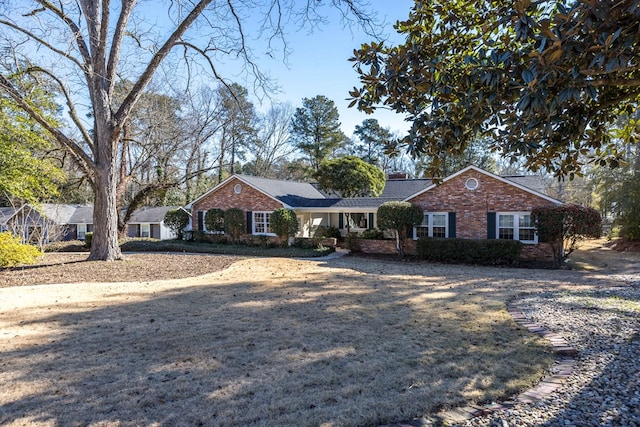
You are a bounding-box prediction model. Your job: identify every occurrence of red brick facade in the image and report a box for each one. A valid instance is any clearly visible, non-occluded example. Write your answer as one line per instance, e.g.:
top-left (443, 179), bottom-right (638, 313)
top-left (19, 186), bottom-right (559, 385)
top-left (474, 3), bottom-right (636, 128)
top-left (191, 177), bottom-right (284, 231)
top-left (408, 169), bottom-right (557, 240)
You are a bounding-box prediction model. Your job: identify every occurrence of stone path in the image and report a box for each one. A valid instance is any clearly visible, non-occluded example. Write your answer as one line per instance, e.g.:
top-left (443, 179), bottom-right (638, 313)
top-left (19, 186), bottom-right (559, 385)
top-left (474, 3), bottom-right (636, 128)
top-left (385, 284), bottom-right (640, 427)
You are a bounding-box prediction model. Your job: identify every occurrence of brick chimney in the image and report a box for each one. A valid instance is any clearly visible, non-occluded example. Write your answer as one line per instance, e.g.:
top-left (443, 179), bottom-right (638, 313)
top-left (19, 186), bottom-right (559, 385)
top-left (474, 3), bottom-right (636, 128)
top-left (387, 172), bottom-right (409, 180)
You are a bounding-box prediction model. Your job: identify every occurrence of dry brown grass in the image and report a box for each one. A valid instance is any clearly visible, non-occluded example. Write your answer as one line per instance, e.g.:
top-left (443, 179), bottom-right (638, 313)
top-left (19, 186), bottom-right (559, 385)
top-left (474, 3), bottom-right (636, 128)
top-left (0, 247), bottom-right (635, 427)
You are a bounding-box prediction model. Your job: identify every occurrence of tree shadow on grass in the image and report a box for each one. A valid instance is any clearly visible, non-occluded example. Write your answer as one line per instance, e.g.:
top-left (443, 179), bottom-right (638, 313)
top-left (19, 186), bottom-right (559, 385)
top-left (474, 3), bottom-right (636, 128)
top-left (0, 258), bottom-right (571, 427)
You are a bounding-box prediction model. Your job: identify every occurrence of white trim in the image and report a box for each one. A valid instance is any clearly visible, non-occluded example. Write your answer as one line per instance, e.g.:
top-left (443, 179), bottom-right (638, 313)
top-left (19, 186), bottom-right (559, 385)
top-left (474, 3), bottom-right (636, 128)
top-left (252, 211), bottom-right (275, 236)
top-left (465, 177), bottom-right (479, 190)
top-left (77, 223), bottom-right (87, 240)
top-left (403, 165), bottom-right (562, 205)
top-left (140, 223), bottom-right (151, 238)
top-left (496, 212), bottom-right (537, 244)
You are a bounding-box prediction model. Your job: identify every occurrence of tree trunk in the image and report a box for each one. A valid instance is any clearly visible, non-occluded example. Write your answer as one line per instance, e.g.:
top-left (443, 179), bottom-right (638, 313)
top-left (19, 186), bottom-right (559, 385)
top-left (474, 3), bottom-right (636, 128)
top-left (89, 119), bottom-right (124, 261)
top-left (90, 164), bottom-right (123, 260)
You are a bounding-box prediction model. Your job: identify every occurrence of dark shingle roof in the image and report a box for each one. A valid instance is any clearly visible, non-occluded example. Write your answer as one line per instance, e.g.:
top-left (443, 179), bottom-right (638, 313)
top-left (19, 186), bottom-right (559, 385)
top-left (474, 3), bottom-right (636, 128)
top-left (503, 175), bottom-right (549, 195)
top-left (238, 175), bottom-right (327, 205)
top-left (128, 206), bottom-right (181, 223)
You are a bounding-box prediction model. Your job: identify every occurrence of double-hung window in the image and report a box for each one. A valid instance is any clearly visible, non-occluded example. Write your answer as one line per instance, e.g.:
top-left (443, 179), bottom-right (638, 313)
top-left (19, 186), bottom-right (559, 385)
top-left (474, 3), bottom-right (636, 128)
top-left (253, 212), bottom-right (273, 235)
top-left (497, 213), bottom-right (536, 243)
top-left (414, 212), bottom-right (448, 239)
top-left (141, 223), bottom-right (151, 238)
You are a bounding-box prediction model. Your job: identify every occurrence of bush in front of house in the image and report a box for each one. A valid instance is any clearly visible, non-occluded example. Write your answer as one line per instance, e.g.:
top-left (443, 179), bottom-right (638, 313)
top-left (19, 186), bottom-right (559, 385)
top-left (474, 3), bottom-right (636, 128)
top-left (164, 209), bottom-right (190, 239)
top-left (314, 225), bottom-right (341, 239)
top-left (0, 231), bottom-right (43, 267)
top-left (224, 208), bottom-right (245, 243)
top-left (270, 208), bottom-right (298, 244)
top-left (360, 228), bottom-right (385, 239)
top-left (416, 237), bottom-right (523, 266)
top-left (531, 204), bottom-right (602, 267)
top-left (84, 232), bottom-right (93, 249)
top-left (205, 208), bottom-right (225, 234)
top-left (377, 201), bottom-right (423, 258)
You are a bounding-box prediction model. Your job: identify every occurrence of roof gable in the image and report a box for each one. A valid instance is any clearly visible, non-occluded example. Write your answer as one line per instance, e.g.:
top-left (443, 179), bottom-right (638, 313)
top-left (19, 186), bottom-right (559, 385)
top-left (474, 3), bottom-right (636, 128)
top-left (404, 166), bottom-right (562, 204)
top-left (187, 175), bottom-right (327, 209)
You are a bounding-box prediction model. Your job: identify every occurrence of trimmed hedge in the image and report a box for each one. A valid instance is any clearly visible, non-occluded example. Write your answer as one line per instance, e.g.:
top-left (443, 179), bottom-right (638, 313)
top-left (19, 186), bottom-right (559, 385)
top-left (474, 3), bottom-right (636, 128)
top-left (416, 237), bottom-right (523, 266)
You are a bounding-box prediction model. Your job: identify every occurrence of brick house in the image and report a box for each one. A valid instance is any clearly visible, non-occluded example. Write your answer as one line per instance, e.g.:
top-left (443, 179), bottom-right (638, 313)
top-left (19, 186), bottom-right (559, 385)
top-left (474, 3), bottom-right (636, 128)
top-left (187, 166), bottom-right (561, 257)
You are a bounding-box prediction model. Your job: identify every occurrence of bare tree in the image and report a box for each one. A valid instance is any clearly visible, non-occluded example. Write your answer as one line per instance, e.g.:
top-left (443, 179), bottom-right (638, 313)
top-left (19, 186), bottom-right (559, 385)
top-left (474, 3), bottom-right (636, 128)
top-left (0, 0), bottom-right (377, 260)
top-left (248, 102), bottom-right (296, 178)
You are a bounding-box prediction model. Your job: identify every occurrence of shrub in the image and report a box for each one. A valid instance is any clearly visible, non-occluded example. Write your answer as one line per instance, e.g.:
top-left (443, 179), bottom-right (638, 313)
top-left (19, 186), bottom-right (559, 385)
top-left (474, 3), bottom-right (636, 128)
top-left (416, 237), bottom-right (523, 266)
top-left (361, 228), bottom-right (385, 239)
top-left (44, 240), bottom-right (87, 252)
top-left (224, 208), bottom-right (245, 243)
top-left (205, 208), bottom-right (225, 234)
top-left (84, 232), bottom-right (93, 249)
top-left (0, 232), bottom-right (43, 267)
top-left (164, 209), bottom-right (190, 239)
top-left (532, 204), bottom-right (602, 267)
top-left (345, 232), bottom-right (361, 252)
top-left (314, 225), bottom-right (341, 239)
top-left (270, 208), bottom-right (298, 244)
top-left (377, 201), bottom-right (423, 258)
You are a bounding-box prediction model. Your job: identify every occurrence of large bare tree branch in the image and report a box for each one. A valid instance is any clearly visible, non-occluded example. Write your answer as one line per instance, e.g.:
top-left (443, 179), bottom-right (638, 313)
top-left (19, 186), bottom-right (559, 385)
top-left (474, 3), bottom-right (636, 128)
top-left (115, 0), bottom-right (214, 125)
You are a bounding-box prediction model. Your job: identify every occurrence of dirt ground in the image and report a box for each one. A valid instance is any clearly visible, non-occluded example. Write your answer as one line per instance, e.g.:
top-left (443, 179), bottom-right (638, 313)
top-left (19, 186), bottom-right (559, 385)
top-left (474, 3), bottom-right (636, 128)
top-left (1, 238), bottom-right (635, 288)
top-left (0, 253), bottom-right (240, 288)
top-left (0, 240), bottom-right (638, 426)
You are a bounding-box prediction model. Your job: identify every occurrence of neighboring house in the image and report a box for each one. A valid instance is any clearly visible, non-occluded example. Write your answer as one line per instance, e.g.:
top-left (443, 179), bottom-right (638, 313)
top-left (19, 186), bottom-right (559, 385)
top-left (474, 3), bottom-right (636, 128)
top-left (0, 204), bottom-right (186, 243)
top-left (186, 166), bottom-right (562, 251)
top-left (126, 206), bottom-right (188, 240)
top-left (0, 204), bottom-right (93, 243)
top-left (0, 207), bottom-right (20, 233)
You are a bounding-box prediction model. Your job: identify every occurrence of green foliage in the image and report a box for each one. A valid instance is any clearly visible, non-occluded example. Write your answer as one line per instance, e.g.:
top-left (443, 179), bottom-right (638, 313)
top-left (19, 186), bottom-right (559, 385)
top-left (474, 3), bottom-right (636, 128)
top-left (270, 208), bottom-right (298, 242)
top-left (205, 208), bottom-right (225, 233)
top-left (350, 0), bottom-right (640, 178)
top-left (84, 232), bottom-right (93, 249)
top-left (361, 228), bottom-right (385, 239)
top-left (377, 201), bottom-right (423, 257)
top-left (416, 238), bottom-right (523, 266)
top-left (315, 155), bottom-right (385, 199)
top-left (0, 231), bottom-right (43, 267)
top-left (223, 208), bottom-right (245, 243)
top-left (532, 204), bottom-right (602, 266)
top-left (290, 95), bottom-right (347, 171)
top-left (164, 209), bottom-right (190, 240)
top-left (353, 118), bottom-right (394, 167)
top-left (313, 225), bottom-right (341, 239)
top-left (0, 86), bottom-right (66, 202)
top-left (614, 172), bottom-right (640, 240)
top-left (345, 232), bottom-right (361, 252)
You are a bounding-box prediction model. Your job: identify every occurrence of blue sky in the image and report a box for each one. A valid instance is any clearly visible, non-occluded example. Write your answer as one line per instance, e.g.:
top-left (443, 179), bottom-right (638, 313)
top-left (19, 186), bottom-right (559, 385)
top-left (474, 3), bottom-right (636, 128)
top-left (246, 1), bottom-right (416, 137)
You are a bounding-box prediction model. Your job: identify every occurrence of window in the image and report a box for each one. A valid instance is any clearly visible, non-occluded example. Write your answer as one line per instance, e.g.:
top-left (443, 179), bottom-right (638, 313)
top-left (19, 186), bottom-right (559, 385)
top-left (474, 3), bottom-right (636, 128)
top-left (141, 223), bottom-right (151, 238)
top-left (497, 213), bottom-right (536, 243)
top-left (348, 213), bottom-right (368, 229)
top-left (415, 212), bottom-right (448, 239)
top-left (253, 212), bottom-right (273, 235)
top-left (77, 224), bottom-right (87, 240)
top-left (465, 178), bottom-right (479, 190)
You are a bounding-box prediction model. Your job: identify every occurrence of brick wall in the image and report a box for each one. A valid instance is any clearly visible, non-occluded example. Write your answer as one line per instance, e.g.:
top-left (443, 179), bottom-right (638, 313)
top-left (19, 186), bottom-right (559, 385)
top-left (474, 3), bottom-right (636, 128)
top-left (357, 238), bottom-right (417, 255)
top-left (408, 169), bottom-right (558, 239)
top-left (192, 177), bottom-right (283, 231)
